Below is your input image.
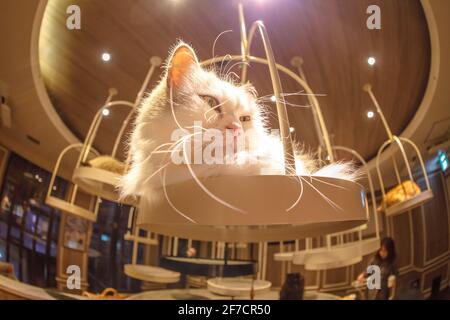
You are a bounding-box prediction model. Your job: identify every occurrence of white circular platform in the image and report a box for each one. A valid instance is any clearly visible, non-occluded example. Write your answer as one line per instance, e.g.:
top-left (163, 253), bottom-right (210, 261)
top-left (73, 166), bottom-right (137, 206)
top-left (207, 278), bottom-right (271, 297)
top-left (126, 288), bottom-right (340, 300)
top-left (274, 252), bottom-right (295, 262)
top-left (383, 190), bottom-right (433, 217)
top-left (124, 264), bottom-right (180, 283)
top-left (138, 174), bottom-right (367, 242)
top-left (45, 196), bottom-right (97, 222)
top-left (292, 238), bottom-right (380, 270)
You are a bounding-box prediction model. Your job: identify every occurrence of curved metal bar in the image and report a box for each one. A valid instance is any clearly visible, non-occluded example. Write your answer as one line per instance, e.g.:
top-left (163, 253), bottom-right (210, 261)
top-left (399, 137), bottom-right (432, 190)
top-left (333, 145), bottom-right (379, 238)
top-left (79, 100), bottom-right (135, 164)
top-left (47, 143), bottom-right (83, 200)
top-left (392, 136), bottom-right (415, 182)
top-left (243, 21), bottom-right (295, 172)
top-left (376, 136), bottom-right (415, 202)
top-left (392, 156), bottom-right (403, 187)
top-left (112, 57), bottom-right (161, 158)
top-left (78, 89), bottom-right (117, 167)
top-left (47, 143), bottom-right (99, 204)
top-left (291, 56), bottom-right (328, 160)
top-left (202, 54), bottom-right (335, 172)
top-left (363, 84), bottom-right (394, 140)
top-left (237, 2), bottom-right (249, 84)
top-left (367, 83), bottom-right (431, 198)
top-left (376, 140), bottom-right (394, 199)
top-left (235, 3), bottom-right (332, 163)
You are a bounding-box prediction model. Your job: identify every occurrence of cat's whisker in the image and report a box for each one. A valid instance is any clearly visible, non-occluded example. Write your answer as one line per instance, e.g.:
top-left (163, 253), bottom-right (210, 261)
top-left (256, 91), bottom-right (327, 106)
top-left (300, 176), bottom-right (343, 212)
top-left (161, 166), bottom-right (197, 223)
top-left (309, 176), bottom-right (347, 190)
top-left (221, 56), bottom-right (235, 77)
top-left (212, 30), bottom-right (233, 62)
top-left (261, 98), bottom-right (311, 109)
top-left (143, 163), bottom-right (169, 184)
top-left (181, 134), bottom-right (247, 214)
top-left (205, 113), bottom-right (217, 123)
top-left (226, 71), bottom-right (240, 82)
top-left (149, 133), bottom-right (198, 185)
top-left (224, 61), bottom-right (250, 79)
top-left (285, 102), bottom-right (311, 109)
top-left (286, 175), bottom-right (304, 212)
top-left (169, 83), bottom-right (187, 131)
top-left (203, 99), bottom-right (230, 119)
top-left (219, 54), bottom-right (233, 78)
top-left (134, 142), bottom-right (177, 171)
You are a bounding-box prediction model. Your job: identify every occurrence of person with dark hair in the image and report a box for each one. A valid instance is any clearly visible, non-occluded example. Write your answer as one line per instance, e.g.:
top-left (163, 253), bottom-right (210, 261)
top-left (357, 237), bottom-right (398, 300)
top-left (280, 273), bottom-right (305, 300)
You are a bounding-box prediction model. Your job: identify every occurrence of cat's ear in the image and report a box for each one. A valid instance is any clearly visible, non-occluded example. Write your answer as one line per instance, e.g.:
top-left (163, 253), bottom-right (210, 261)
top-left (167, 43), bottom-right (199, 88)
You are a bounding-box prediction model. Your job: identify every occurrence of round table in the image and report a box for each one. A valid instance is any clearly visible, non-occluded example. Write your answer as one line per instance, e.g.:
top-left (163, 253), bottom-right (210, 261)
top-left (126, 288), bottom-right (341, 300)
top-left (160, 256), bottom-right (256, 277)
top-left (124, 264), bottom-right (180, 283)
top-left (207, 278), bottom-right (271, 298)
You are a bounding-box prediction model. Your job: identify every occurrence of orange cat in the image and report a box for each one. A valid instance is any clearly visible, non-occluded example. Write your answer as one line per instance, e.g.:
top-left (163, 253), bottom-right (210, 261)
top-left (84, 155), bottom-right (126, 175)
top-left (380, 180), bottom-right (421, 210)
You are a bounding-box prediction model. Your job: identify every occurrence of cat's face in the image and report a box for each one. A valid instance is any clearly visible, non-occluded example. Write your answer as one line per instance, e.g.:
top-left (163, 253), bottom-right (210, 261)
top-left (165, 42), bottom-right (266, 140)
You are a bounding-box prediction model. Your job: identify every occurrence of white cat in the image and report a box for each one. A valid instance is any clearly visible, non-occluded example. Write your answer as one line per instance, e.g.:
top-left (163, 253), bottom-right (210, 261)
top-left (119, 42), bottom-right (358, 202)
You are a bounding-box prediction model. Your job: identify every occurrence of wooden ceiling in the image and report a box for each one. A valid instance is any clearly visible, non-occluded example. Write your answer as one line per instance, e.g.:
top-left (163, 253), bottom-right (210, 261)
top-left (39, 0), bottom-right (431, 161)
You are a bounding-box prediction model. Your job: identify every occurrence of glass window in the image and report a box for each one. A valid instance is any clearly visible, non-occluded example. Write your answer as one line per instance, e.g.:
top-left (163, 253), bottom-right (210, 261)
top-left (0, 153), bottom-right (63, 287)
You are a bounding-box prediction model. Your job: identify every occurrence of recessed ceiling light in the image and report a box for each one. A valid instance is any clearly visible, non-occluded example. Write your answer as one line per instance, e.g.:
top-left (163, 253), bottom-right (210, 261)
top-left (270, 95), bottom-right (276, 102)
top-left (367, 57), bottom-right (376, 66)
top-left (102, 108), bottom-right (110, 116)
top-left (102, 52), bottom-right (111, 62)
top-left (289, 127), bottom-right (295, 133)
top-left (367, 111), bottom-right (375, 119)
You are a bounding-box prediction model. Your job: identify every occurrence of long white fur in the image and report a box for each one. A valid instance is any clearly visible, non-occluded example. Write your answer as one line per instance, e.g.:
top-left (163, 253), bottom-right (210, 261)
top-left (119, 41), bottom-right (359, 201)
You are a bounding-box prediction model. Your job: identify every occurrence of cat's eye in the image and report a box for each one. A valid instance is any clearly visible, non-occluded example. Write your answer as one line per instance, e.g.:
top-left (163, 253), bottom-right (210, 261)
top-left (240, 115), bottom-right (251, 122)
top-left (200, 95), bottom-right (221, 112)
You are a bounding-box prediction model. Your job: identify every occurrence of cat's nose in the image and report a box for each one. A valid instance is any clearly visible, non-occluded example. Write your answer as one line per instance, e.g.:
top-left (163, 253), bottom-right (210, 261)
top-left (225, 122), bottom-right (242, 136)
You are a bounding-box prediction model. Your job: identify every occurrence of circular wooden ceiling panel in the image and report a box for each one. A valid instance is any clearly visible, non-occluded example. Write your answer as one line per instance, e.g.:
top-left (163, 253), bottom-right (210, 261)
top-left (39, 0), bottom-right (431, 161)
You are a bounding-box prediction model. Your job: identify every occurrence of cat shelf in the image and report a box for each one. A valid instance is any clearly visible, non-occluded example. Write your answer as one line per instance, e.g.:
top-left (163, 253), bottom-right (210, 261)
top-left (123, 264), bottom-right (180, 283)
top-left (123, 232), bottom-right (158, 246)
top-left (138, 174), bottom-right (367, 242)
top-left (363, 84), bottom-right (433, 217)
top-left (73, 57), bottom-right (161, 205)
top-left (132, 3), bottom-right (368, 241)
top-left (123, 207), bottom-right (163, 282)
top-left (273, 225), bottom-right (380, 271)
top-left (274, 145), bottom-right (380, 272)
top-left (273, 225), bottom-right (368, 263)
top-left (73, 165), bottom-right (136, 206)
top-left (206, 278), bottom-right (271, 298)
top-left (160, 256), bottom-right (257, 277)
top-left (292, 237), bottom-right (380, 270)
top-left (45, 143), bottom-right (100, 222)
top-left (384, 189), bottom-right (433, 217)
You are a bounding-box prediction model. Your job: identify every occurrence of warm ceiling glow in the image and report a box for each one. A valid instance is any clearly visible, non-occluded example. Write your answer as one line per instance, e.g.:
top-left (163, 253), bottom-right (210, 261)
top-left (102, 52), bottom-right (111, 62)
top-left (367, 111), bottom-right (375, 118)
top-left (102, 108), bottom-right (110, 116)
top-left (270, 95), bottom-right (276, 102)
top-left (367, 57), bottom-right (376, 66)
top-left (289, 127), bottom-right (295, 133)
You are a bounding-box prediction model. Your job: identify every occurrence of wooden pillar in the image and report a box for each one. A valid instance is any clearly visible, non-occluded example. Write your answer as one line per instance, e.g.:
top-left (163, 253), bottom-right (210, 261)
top-left (55, 186), bottom-right (92, 294)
